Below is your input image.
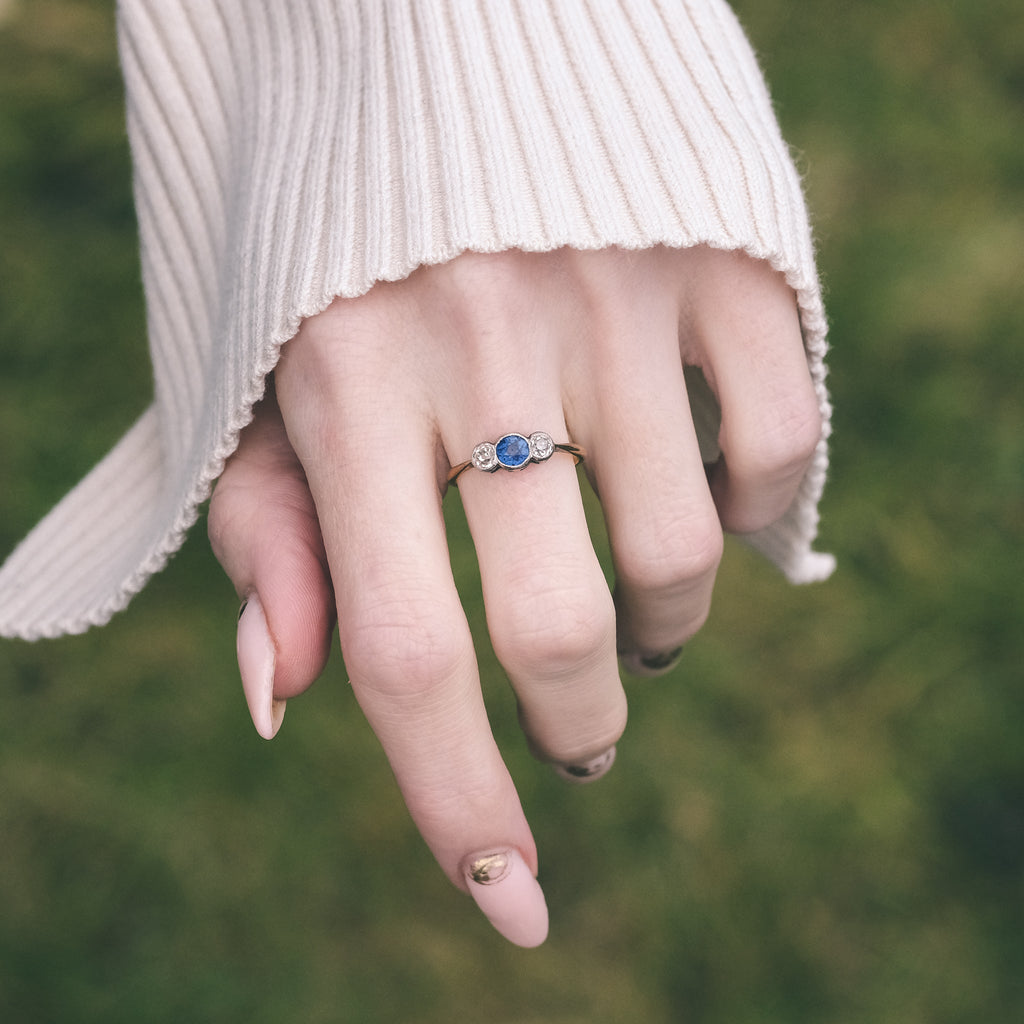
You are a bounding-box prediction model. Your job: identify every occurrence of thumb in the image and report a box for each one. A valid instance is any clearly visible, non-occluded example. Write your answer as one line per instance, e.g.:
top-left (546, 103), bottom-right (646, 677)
top-left (209, 388), bottom-right (335, 738)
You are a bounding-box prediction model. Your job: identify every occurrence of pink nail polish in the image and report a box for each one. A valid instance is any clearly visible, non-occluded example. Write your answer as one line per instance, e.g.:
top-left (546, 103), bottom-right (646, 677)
top-left (463, 848), bottom-right (549, 948)
top-left (554, 745), bottom-right (616, 784)
top-left (237, 593), bottom-right (286, 739)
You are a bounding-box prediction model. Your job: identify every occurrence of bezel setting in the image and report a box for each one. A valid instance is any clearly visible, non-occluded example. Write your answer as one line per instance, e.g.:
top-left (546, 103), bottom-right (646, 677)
top-left (495, 433), bottom-right (532, 469)
top-left (471, 442), bottom-right (498, 472)
top-left (528, 431), bottom-right (555, 461)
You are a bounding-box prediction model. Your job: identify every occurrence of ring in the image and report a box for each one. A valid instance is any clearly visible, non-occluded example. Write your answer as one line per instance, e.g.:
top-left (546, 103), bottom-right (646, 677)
top-left (447, 431), bottom-right (585, 485)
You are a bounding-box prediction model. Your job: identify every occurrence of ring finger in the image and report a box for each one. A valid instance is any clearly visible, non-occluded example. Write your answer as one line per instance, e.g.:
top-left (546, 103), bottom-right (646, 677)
top-left (442, 335), bottom-right (625, 775)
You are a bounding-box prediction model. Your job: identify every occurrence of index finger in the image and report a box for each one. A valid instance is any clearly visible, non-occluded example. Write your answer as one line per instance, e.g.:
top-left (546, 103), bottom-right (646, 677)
top-left (275, 329), bottom-right (549, 947)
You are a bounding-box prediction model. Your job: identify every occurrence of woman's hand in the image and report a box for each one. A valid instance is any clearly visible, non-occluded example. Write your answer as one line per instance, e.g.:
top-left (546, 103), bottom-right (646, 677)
top-left (207, 245), bottom-right (821, 946)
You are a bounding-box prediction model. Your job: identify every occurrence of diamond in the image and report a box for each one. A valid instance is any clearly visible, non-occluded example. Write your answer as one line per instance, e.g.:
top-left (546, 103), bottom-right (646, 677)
top-left (529, 432), bottom-right (555, 461)
top-left (495, 433), bottom-right (531, 469)
top-left (471, 442), bottom-right (498, 472)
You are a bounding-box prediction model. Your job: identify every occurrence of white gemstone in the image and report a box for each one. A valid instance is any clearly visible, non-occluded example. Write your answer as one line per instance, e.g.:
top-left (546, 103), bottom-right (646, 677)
top-left (529, 432), bottom-right (555, 461)
top-left (471, 442), bottom-right (498, 471)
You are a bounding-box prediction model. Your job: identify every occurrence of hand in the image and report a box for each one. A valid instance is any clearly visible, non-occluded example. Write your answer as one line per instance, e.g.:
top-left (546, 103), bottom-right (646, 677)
top-left (208, 245), bottom-right (821, 946)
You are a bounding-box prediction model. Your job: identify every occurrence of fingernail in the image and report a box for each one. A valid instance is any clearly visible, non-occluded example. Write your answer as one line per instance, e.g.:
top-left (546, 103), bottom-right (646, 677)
top-left (553, 745), bottom-right (616, 784)
top-left (463, 848), bottom-right (549, 948)
top-left (619, 645), bottom-right (684, 678)
top-left (237, 593), bottom-right (286, 739)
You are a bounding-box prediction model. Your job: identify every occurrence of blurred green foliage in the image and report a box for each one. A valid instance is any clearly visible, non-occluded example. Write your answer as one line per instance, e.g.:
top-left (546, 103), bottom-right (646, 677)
top-left (1, 1), bottom-right (1021, 1021)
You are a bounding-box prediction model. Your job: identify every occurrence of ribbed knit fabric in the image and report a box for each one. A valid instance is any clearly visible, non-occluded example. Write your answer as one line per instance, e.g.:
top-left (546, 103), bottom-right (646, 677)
top-left (0, 0), bottom-right (834, 641)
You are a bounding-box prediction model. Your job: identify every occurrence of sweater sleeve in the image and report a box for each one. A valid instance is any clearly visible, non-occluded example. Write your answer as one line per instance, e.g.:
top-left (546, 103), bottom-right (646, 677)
top-left (0, 0), bottom-right (834, 641)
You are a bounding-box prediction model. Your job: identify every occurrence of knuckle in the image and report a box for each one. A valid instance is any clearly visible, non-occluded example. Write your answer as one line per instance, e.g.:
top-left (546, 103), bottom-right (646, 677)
top-left (491, 578), bottom-right (615, 680)
top-left (208, 465), bottom-right (320, 574)
top-left (438, 251), bottom-right (545, 345)
top-left (342, 590), bottom-right (471, 700)
top-left (443, 249), bottom-right (529, 299)
top-left (280, 298), bottom-right (393, 409)
top-left (616, 510), bottom-right (724, 596)
top-left (743, 397), bottom-right (823, 481)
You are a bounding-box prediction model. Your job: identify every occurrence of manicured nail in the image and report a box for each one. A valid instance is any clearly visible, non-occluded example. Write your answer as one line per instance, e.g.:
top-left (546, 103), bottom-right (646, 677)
top-left (236, 593), bottom-right (286, 739)
top-left (553, 745), bottom-right (617, 784)
top-left (463, 848), bottom-right (549, 948)
top-left (619, 645), bottom-right (684, 678)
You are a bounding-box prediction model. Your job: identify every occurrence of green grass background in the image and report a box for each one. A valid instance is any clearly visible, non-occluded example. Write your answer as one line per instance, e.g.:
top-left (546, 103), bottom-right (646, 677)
top-left (1, 1), bottom-right (1021, 1021)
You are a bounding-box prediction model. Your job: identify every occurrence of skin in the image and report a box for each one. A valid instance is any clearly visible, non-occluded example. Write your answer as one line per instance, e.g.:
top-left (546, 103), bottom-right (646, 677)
top-left (207, 244), bottom-right (822, 938)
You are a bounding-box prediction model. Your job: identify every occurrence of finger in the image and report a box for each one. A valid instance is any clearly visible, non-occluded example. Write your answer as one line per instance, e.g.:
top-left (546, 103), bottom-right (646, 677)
top-left (573, 301), bottom-right (723, 678)
top-left (685, 250), bottom-right (822, 535)
top-left (453, 433), bottom-right (626, 772)
top-left (208, 386), bottom-right (335, 738)
top-left (276, 312), bottom-right (548, 946)
top-left (440, 283), bottom-right (626, 774)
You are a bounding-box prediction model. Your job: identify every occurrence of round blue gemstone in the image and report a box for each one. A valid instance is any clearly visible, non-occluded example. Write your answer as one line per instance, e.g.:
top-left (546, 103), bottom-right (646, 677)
top-left (495, 433), bottom-right (531, 469)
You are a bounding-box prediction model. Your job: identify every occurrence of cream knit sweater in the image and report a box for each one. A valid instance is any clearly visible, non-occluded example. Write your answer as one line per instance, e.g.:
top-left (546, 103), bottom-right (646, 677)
top-left (0, 0), bottom-right (834, 641)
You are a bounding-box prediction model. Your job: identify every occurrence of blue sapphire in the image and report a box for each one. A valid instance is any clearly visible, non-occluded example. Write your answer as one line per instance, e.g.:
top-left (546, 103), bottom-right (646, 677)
top-left (495, 433), bottom-right (531, 469)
